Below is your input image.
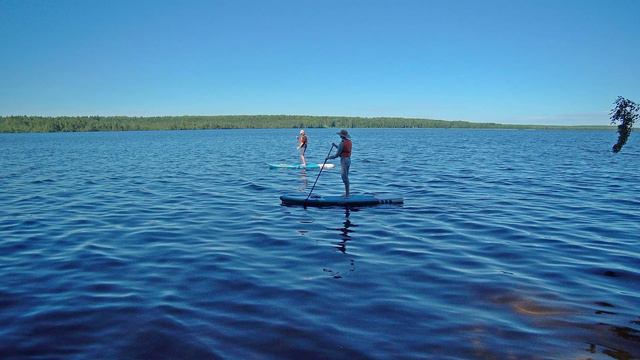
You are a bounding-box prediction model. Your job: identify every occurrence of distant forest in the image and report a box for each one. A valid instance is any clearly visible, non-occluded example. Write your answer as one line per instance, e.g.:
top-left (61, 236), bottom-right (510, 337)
top-left (0, 115), bottom-right (611, 133)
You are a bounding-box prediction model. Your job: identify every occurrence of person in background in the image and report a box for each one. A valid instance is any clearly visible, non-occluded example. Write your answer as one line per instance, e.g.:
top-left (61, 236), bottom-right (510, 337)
top-left (327, 129), bottom-right (352, 197)
top-left (297, 129), bottom-right (308, 166)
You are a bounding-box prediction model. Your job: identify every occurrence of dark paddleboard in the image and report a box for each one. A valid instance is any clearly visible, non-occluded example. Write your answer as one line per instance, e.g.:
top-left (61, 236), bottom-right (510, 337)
top-left (280, 194), bottom-right (403, 207)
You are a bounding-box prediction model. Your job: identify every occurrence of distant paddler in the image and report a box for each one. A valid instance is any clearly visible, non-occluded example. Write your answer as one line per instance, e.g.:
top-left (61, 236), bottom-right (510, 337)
top-left (297, 129), bottom-right (308, 166)
top-left (326, 129), bottom-right (352, 197)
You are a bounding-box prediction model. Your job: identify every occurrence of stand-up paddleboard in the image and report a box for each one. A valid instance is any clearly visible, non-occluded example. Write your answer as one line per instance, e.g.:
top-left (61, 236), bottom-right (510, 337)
top-left (268, 163), bottom-right (335, 170)
top-left (280, 193), bottom-right (403, 207)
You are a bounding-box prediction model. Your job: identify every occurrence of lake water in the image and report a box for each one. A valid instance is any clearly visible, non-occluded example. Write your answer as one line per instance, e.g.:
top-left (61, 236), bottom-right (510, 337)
top-left (1, 128), bottom-right (639, 359)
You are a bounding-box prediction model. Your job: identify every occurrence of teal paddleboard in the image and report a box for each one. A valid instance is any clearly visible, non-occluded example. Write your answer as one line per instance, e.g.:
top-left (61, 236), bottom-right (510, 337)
top-left (268, 163), bottom-right (335, 169)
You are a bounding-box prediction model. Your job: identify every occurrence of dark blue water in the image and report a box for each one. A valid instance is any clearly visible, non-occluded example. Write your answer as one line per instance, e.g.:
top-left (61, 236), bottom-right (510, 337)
top-left (1, 128), bottom-right (639, 359)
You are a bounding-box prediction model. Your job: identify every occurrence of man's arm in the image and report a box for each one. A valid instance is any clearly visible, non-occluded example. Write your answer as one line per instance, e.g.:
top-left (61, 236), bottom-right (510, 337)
top-left (328, 142), bottom-right (343, 160)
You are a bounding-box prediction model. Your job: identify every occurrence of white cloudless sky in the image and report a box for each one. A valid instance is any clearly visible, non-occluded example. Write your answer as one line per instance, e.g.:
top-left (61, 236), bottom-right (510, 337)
top-left (1, 0), bottom-right (638, 125)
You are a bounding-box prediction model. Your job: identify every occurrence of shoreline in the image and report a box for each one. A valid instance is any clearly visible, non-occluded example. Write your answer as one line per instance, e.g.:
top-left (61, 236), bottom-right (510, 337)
top-left (0, 115), bottom-right (612, 133)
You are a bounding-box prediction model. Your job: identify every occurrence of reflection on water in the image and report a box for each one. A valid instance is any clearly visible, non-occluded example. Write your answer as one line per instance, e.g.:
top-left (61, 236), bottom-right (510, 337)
top-left (334, 209), bottom-right (357, 278)
top-left (336, 208), bottom-right (357, 254)
top-left (298, 169), bottom-right (308, 191)
top-left (319, 208), bottom-right (358, 279)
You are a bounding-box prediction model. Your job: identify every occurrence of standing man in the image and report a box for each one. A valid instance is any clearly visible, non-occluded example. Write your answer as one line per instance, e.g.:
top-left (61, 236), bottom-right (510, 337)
top-left (327, 129), bottom-right (352, 197)
top-left (297, 129), bottom-right (308, 166)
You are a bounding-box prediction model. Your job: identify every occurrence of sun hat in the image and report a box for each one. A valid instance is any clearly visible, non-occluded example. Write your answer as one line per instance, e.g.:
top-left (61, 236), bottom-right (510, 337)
top-left (337, 129), bottom-right (350, 138)
top-left (300, 129), bottom-right (305, 134)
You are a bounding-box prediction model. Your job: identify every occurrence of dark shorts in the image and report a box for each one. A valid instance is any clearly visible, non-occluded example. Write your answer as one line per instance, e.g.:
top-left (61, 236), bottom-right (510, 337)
top-left (299, 145), bottom-right (307, 155)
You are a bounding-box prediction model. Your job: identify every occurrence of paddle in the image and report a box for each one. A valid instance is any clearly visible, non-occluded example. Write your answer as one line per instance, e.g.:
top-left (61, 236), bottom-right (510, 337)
top-left (305, 143), bottom-right (336, 204)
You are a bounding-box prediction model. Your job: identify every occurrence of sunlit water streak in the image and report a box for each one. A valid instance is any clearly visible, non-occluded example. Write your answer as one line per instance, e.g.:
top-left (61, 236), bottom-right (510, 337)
top-left (1, 128), bottom-right (639, 359)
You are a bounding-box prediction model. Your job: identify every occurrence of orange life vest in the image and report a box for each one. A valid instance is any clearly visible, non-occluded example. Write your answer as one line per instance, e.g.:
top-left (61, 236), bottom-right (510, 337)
top-left (299, 134), bottom-right (307, 147)
top-left (341, 139), bottom-right (352, 157)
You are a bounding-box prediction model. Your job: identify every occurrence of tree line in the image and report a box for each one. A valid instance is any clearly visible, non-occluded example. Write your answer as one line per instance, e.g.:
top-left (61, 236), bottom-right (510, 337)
top-left (0, 115), bottom-right (610, 133)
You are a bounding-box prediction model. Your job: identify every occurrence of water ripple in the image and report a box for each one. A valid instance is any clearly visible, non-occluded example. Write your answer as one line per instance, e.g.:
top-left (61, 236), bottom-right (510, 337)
top-left (0, 129), bottom-right (638, 359)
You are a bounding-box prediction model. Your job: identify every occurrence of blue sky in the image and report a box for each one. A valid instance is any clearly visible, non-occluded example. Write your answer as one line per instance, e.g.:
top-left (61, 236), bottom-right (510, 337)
top-left (1, 0), bottom-right (638, 125)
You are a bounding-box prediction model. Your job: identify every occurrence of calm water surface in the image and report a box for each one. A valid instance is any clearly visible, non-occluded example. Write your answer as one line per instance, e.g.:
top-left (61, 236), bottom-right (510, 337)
top-left (1, 128), bottom-right (639, 359)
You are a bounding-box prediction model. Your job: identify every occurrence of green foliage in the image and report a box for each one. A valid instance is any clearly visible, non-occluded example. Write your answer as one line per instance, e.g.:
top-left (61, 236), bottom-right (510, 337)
top-left (0, 115), bottom-right (611, 133)
top-left (610, 96), bottom-right (638, 153)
